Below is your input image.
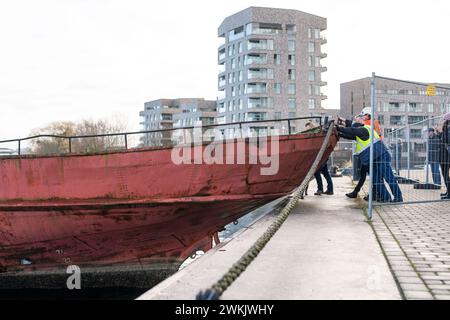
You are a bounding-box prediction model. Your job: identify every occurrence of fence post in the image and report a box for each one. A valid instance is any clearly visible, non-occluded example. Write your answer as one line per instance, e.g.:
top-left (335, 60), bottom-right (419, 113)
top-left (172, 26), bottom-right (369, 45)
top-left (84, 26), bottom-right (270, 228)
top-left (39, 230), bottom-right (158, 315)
top-left (368, 72), bottom-right (376, 220)
top-left (394, 130), bottom-right (399, 175)
top-left (425, 130), bottom-right (430, 184)
top-left (407, 125), bottom-right (411, 180)
top-left (124, 134), bottom-right (128, 150)
top-left (69, 138), bottom-right (72, 153)
top-left (18, 140), bottom-right (21, 156)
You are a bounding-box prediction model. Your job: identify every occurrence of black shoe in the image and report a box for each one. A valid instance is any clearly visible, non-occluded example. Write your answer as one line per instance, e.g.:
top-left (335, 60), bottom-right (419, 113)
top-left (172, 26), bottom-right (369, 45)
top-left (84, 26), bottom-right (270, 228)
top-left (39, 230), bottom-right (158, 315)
top-left (324, 190), bottom-right (334, 195)
top-left (346, 191), bottom-right (358, 199)
top-left (441, 195), bottom-right (450, 200)
top-left (441, 193), bottom-right (448, 197)
top-left (392, 198), bottom-right (403, 203)
top-left (314, 190), bottom-right (323, 196)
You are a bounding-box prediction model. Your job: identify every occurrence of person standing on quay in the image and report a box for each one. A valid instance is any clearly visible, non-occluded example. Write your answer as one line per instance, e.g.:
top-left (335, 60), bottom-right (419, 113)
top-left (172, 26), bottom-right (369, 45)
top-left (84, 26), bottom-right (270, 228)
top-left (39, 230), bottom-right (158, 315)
top-left (438, 113), bottom-right (450, 199)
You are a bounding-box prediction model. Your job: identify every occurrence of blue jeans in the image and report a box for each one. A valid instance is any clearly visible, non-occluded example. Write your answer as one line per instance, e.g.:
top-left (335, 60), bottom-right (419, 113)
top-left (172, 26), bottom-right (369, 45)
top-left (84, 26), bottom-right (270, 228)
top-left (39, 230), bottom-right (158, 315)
top-left (429, 162), bottom-right (441, 186)
top-left (373, 152), bottom-right (403, 202)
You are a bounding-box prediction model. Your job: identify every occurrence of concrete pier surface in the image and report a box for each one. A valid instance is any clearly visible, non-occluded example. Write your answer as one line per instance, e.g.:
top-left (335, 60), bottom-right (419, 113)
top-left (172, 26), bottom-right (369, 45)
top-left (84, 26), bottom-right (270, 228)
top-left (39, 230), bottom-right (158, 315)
top-left (138, 178), bottom-right (401, 300)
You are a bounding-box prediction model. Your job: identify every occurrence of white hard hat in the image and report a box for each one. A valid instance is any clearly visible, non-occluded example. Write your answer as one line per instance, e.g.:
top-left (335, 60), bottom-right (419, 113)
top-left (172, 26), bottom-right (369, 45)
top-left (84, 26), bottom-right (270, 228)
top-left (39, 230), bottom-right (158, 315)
top-left (360, 107), bottom-right (371, 116)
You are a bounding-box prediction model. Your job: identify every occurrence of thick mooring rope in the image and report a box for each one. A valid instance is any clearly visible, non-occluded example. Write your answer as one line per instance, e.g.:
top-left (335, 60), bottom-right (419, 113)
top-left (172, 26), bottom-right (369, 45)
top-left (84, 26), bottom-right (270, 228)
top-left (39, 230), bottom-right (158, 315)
top-left (196, 123), bottom-right (336, 300)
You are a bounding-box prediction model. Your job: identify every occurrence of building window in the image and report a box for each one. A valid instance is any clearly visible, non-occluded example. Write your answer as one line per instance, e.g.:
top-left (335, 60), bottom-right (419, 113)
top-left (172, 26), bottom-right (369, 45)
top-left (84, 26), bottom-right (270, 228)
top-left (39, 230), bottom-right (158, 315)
top-left (288, 54), bottom-right (295, 66)
top-left (274, 83), bottom-right (281, 94)
top-left (428, 103), bottom-right (434, 113)
top-left (314, 29), bottom-right (320, 39)
top-left (308, 98), bottom-right (315, 109)
top-left (288, 69), bottom-right (296, 81)
top-left (288, 112), bottom-right (296, 118)
top-left (288, 98), bottom-right (296, 109)
top-left (308, 70), bottom-right (315, 81)
top-left (315, 56), bottom-right (321, 67)
top-left (308, 42), bottom-right (315, 53)
top-left (286, 24), bottom-right (296, 33)
top-left (314, 85), bottom-right (321, 96)
top-left (274, 54), bottom-right (281, 65)
top-left (274, 112), bottom-right (282, 120)
top-left (238, 70), bottom-right (243, 82)
top-left (377, 115), bottom-right (384, 125)
top-left (308, 56), bottom-right (313, 67)
top-left (245, 112), bottom-right (267, 121)
top-left (288, 83), bottom-right (296, 95)
top-left (308, 28), bottom-right (312, 39)
top-left (390, 115), bottom-right (405, 125)
top-left (288, 40), bottom-right (295, 52)
top-left (408, 103), bottom-right (422, 112)
top-left (238, 42), bottom-right (243, 53)
top-left (231, 58), bottom-right (235, 69)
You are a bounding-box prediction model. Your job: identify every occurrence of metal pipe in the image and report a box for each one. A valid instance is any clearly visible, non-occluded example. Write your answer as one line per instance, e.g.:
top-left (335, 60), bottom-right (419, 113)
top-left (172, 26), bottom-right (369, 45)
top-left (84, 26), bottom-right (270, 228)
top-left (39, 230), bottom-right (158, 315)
top-left (368, 72), bottom-right (376, 220)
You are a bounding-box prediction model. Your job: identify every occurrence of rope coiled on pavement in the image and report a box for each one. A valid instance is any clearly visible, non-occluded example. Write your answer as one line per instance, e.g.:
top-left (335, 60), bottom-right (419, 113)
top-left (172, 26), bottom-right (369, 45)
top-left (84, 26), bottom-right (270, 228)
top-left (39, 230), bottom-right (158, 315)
top-left (196, 123), bottom-right (336, 300)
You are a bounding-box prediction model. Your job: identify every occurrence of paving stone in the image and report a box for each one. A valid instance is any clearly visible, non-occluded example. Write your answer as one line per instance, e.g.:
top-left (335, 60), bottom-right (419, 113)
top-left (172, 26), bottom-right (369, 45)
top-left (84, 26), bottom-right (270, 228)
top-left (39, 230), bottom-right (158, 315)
top-left (431, 290), bottom-right (450, 295)
top-left (403, 290), bottom-right (433, 300)
top-left (396, 277), bottom-right (425, 284)
top-left (392, 266), bottom-right (415, 272)
top-left (434, 295), bottom-right (450, 300)
top-left (399, 283), bottom-right (429, 291)
top-left (427, 284), bottom-right (450, 290)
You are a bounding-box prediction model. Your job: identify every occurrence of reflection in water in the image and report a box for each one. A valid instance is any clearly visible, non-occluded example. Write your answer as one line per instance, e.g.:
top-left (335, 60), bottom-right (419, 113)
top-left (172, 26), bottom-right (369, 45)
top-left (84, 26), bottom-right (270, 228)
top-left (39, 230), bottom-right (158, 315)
top-left (0, 197), bottom-right (285, 300)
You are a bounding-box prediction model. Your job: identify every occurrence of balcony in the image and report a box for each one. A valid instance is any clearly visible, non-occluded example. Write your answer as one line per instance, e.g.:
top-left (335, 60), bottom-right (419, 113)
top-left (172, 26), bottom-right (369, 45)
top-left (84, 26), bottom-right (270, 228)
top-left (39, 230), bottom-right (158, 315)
top-left (248, 97), bottom-right (273, 109)
top-left (218, 74), bottom-right (226, 90)
top-left (245, 83), bottom-right (267, 94)
top-left (247, 39), bottom-right (274, 51)
top-left (319, 52), bottom-right (328, 59)
top-left (246, 23), bottom-right (282, 36)
top-left (320, 36), bottom-right (327, 44)
top-left (218, 48), bottom-right (226, 65)
top-left (247, 68), bottom-right (274, 80)
top-left (244, 53), bottom-right (268, 66)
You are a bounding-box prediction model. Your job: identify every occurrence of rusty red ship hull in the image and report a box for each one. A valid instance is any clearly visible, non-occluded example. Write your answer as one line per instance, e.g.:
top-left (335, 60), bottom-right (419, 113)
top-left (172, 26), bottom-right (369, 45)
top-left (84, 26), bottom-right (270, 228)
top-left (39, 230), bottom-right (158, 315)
top-left (0, 130), bottom-right (338, 288)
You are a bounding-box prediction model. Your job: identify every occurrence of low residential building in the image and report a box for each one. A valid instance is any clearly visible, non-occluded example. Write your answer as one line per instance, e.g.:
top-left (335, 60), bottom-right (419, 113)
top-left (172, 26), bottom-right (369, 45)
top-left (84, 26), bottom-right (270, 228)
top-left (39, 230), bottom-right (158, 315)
top-left (140, 98), bottom-right (216, 146)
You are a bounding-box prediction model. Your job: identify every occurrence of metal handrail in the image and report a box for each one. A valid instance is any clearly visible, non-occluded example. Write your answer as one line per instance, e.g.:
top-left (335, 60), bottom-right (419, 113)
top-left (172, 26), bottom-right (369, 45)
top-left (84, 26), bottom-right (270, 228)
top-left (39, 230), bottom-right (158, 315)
top-left (0, 116), bottom-right (322, 156)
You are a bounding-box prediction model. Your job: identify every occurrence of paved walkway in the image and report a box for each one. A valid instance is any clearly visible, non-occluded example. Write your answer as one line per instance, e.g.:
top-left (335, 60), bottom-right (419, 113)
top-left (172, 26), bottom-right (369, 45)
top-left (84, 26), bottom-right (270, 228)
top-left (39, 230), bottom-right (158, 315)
top-left (372, 202), bottom-right (450, 300)
top-left (138, 178), bottom-right (400, 300)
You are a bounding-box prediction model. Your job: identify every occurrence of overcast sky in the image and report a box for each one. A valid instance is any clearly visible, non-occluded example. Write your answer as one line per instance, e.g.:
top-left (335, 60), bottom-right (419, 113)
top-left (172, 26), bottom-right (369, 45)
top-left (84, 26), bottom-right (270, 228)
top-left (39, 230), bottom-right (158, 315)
top-left (1, 0), bottom-right (449, 140)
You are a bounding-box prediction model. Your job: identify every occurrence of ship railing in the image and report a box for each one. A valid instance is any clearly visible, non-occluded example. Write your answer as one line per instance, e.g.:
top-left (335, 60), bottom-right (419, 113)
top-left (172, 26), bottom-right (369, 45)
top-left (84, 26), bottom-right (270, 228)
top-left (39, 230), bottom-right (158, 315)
top-left (0, 116), bottom-right (323, 156)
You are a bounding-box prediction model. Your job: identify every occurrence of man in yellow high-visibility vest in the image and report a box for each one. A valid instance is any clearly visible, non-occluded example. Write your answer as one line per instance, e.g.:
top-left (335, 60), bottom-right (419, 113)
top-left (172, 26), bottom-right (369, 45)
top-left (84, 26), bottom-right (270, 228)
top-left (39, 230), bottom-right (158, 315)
top-left (337, 116), bottom-right (403, 203)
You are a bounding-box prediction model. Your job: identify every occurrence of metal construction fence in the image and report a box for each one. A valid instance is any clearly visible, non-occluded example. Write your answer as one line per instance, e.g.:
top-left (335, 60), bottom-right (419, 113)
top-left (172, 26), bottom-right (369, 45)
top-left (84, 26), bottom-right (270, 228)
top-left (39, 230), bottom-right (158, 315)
top-left (360, 73), bottom-right (450, 219)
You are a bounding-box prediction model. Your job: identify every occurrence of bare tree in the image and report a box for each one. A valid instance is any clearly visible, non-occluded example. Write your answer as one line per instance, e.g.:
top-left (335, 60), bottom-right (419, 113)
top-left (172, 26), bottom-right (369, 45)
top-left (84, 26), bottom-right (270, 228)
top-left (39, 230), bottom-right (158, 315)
top-left (29, 118), bottom-right (129, 154)
top-left (30, 121), bottom-right (76, 154)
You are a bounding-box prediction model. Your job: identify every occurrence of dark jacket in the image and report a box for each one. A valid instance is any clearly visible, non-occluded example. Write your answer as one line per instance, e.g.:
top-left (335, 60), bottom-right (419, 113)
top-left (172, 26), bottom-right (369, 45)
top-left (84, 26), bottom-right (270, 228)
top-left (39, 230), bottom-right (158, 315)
top-left (337, 125), bottom-right (387, 166)
top-left (428, 133), bottom-right (442, 163)
top-left (439, 122), bottom-right (450, 163)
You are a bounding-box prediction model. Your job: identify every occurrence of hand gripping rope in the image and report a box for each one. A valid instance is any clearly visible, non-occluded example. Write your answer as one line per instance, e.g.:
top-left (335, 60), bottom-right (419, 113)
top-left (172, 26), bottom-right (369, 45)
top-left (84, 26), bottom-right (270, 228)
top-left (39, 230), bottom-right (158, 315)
top-left (196, 123), bottom-right (335, 300)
